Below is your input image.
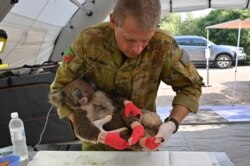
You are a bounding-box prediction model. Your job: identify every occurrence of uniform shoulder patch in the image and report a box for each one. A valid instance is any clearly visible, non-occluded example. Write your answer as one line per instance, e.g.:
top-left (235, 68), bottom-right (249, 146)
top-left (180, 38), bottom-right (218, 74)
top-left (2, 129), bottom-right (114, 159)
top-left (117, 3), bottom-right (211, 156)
top-left (172, 39), bottom-right (179, 50)
top-left (180, 50), bottom-right (190, 65)
top-left (64, 48), bottom-right (74, 63)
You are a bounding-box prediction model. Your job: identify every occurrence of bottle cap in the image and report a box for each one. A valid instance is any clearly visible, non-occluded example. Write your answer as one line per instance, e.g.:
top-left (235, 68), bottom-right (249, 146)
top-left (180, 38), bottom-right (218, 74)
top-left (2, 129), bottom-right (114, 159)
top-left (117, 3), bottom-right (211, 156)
top-left (11, 112), bottom-right (18, 119)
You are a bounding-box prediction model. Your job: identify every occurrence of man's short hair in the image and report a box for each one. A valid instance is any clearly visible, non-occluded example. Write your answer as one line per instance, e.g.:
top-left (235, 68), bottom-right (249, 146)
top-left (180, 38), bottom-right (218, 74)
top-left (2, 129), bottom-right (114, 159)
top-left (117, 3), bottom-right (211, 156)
top-left (112, 0), bottom-right (161, 30)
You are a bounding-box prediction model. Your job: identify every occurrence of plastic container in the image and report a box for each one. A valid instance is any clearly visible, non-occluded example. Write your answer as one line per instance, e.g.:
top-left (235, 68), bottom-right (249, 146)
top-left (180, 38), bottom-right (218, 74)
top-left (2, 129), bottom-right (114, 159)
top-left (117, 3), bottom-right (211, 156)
top-left (9, 112), bottom-right (29, 161)
top-left (0, 155), bottom-right (20, 166)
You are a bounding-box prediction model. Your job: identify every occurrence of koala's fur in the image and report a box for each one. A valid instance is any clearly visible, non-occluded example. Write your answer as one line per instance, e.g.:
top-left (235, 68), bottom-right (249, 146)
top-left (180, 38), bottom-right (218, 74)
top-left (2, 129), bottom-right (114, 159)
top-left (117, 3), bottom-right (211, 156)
top-left (49, 77), bottom-right (162, 150)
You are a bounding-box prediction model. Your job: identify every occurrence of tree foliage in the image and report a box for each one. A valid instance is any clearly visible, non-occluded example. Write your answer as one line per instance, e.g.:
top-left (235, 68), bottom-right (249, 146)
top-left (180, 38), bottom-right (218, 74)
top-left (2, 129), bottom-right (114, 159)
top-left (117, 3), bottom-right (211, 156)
top-left (159, 13), bottom-right (181, 35)
top-left (160, 9), bottom-right (250, 59)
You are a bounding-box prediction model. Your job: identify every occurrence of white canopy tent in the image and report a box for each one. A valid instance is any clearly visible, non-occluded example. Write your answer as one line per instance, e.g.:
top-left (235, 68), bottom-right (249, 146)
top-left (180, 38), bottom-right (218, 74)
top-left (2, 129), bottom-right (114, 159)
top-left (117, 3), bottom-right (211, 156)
top-left (0, 0), bottom-right (250, 68)
top-left (0, 0), bottom-right (116, 68)
top-left (206, 19), bottom-right (250, 105)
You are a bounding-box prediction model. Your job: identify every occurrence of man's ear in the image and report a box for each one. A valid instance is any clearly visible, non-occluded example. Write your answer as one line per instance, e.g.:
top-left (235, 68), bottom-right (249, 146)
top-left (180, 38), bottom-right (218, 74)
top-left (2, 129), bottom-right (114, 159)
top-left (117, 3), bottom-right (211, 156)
top-left (109, 13), bottom-right (115, 29)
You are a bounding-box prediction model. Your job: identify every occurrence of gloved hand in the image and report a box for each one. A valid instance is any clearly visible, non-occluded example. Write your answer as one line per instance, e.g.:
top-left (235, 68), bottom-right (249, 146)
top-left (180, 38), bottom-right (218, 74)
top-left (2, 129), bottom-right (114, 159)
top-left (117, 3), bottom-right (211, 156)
top-left (140, 121), bottom-right (176, 150)
top-left (104, 132), bottom-right (129, 150)
top-left (124, 102), bottom-right (142, 118)
top-left (128, 124), bottom-right (145, 145)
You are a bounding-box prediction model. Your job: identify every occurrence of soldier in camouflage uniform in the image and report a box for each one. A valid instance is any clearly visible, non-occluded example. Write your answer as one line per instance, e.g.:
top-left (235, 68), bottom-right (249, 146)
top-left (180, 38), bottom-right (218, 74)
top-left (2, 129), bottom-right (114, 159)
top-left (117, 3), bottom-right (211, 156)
top-left (50, 0), bottom-right (203, 151)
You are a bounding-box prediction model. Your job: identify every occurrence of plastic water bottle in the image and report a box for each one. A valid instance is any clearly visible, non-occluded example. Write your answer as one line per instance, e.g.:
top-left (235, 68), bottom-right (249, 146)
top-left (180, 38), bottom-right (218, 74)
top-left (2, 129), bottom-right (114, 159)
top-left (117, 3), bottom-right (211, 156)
top-left (9, 112), bottom-right (29, 161)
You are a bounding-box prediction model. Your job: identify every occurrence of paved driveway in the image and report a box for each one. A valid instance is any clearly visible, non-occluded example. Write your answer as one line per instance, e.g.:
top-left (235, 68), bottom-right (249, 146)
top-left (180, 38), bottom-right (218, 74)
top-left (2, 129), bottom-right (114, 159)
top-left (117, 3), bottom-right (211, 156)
top-left (157, 65), bottom-right (250, 106)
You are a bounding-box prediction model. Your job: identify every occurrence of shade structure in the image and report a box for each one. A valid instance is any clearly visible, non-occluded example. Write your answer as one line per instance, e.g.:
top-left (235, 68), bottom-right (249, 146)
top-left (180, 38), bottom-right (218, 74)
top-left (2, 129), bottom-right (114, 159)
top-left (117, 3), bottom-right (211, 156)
top-left (206, 19), bottom-right (250, 29)
top-left (206, 19), bottom-right (250, 105)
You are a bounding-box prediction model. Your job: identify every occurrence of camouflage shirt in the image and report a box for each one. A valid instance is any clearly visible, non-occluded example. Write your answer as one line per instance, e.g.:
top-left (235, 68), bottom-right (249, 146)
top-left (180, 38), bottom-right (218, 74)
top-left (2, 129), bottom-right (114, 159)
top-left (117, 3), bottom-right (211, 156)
top-left (50, 22), bottom-right (204, 119)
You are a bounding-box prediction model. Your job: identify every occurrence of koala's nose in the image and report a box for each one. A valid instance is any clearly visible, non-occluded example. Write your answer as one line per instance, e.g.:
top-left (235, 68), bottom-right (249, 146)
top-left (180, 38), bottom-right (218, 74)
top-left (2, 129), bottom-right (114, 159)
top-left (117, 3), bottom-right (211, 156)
top-left (73, 88), bottom-right (83, 99)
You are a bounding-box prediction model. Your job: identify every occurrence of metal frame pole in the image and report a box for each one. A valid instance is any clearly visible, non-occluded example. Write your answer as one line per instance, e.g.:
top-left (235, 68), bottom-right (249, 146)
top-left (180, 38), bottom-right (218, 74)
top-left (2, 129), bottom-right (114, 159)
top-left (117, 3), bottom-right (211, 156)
top-left (204, 28), bottom-right (212, 87)
top-left (231, 20), bottom-right (242, 106)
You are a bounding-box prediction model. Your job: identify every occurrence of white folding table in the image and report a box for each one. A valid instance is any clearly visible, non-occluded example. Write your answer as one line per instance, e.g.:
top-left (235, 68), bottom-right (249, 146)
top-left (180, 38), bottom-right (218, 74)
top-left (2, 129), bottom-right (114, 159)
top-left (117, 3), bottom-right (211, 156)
top-left (27, 150), bottom-right (234, 166)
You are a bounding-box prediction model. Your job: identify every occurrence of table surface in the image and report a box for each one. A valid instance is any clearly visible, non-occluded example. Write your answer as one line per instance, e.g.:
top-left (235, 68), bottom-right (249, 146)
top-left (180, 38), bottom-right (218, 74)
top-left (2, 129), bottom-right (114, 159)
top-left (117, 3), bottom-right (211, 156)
top-left (26, 150), bottom-right (234, 166)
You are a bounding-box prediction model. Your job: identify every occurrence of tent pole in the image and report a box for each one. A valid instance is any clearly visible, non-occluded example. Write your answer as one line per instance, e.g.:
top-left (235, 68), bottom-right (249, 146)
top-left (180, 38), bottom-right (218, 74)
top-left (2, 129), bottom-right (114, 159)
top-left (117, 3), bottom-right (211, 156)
top-left (204, 28), bottom-right (212, 87)
top-left (232, 20), bottom-right (242, 106)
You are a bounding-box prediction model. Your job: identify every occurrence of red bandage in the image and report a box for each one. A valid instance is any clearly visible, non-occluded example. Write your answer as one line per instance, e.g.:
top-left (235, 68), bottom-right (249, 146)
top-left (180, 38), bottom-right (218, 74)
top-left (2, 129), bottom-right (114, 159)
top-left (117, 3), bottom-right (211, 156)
top-left (129, 125), bottom-right (145, 145)
top-left (124, 103), bottom-right (142, 118)
top-left (145, 137), bottom-right (160, 150)
top-left (105, 132), bottom-right (128, 150)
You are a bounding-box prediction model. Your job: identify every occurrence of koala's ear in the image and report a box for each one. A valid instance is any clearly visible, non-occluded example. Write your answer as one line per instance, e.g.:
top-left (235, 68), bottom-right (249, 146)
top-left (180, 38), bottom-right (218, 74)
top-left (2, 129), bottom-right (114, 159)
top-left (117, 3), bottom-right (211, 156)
top-left (48, 91), bottom-right (66, 107)
top-left (88, 80), bottom-right (97, 91)
top-left (81, 74), bottom-right (97, 91)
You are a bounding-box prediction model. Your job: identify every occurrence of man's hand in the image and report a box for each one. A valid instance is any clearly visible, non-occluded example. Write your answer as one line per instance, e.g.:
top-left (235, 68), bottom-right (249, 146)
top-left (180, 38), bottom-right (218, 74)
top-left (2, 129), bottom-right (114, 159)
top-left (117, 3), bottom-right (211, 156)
top-left (139, 121), bottom-right (176, 150)
top-left (154, 120), bottom-right (177, 142)
top-left (124, 101), bottom-right (142, 118)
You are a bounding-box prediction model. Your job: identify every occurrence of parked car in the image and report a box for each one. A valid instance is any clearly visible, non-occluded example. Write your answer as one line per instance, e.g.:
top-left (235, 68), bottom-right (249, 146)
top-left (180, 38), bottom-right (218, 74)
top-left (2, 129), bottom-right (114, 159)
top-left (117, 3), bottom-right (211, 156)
top-left (174, 35), bottom-right (247, 69)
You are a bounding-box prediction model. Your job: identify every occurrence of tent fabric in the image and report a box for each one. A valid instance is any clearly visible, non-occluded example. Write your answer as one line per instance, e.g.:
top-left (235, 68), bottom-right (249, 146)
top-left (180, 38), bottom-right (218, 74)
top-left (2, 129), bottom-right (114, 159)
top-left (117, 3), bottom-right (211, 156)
top-left (0, 0), bottom-right (78, 68)
top-left (0, 0), bottom-right (115, 68)
top-left (160, 0), bottom-right (250, 14)
top-left (50, 1), bottom-right (116, 62)
top-left (0, 13), bottom-right (61, 68)
top-left (206, 19), bottom-right (250, 29)
top-left (10, 0), bottom-right (79, 27)
top-left (1, 0), bottom-right (250, 68)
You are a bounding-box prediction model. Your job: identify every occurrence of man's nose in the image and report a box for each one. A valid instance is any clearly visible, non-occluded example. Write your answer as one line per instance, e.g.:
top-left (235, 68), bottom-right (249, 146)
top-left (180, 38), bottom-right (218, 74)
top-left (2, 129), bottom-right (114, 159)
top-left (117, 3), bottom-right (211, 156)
top-left (131, 42), bottom-right (143, 55)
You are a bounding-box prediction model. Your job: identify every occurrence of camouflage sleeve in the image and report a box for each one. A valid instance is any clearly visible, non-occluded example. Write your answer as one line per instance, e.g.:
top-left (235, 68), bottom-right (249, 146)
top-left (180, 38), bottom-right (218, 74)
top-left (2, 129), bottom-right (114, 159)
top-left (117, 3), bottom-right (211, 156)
top-left (50, 31), bottom-right (87, 118)
top-left (161, 39), bottom-right (204, 113)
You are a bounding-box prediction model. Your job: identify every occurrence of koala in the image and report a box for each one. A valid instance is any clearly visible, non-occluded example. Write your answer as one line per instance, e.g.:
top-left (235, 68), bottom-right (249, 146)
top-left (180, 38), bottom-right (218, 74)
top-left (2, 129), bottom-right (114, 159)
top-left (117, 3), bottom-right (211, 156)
top-left (49, 77), bottom-right (162, 150)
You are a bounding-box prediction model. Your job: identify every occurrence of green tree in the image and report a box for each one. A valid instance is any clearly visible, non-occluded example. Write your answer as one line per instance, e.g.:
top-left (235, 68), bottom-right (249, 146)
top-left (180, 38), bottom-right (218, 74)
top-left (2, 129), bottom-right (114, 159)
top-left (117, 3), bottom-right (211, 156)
top-left (159, 13), bottom-right (181, 35)
top-left (204, 10), bottom-right (250, 60)
top-left (177, 13), bottom-right (201, 35)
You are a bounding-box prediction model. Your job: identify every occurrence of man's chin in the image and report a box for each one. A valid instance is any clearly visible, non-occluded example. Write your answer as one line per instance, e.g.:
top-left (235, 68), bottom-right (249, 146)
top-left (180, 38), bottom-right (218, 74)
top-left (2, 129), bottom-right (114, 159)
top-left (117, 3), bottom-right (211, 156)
top-left (127, 54), bottom-right (139, 58)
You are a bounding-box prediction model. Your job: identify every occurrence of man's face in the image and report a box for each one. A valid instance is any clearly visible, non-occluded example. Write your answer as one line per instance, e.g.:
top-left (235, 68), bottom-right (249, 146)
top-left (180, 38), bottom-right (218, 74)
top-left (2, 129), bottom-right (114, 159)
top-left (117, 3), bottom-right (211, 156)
top-left (110, 15), bottom-right (155, 58)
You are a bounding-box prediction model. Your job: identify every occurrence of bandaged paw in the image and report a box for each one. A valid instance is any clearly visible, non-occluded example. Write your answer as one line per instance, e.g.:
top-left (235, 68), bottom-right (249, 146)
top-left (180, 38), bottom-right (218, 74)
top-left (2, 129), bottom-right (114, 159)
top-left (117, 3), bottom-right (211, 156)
top-left (128, 124), bottom-right (144, 145)
top-left (103, 132), bottom-right (129, 150)
top-left (124, 102), bottom-right (142, 118)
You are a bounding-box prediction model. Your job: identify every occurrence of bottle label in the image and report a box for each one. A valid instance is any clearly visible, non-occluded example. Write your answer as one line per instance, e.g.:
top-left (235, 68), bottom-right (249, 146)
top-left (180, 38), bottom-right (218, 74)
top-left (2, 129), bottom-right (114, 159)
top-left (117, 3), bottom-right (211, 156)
top-left (10, 127), bottom-right (26, 141)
